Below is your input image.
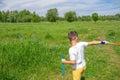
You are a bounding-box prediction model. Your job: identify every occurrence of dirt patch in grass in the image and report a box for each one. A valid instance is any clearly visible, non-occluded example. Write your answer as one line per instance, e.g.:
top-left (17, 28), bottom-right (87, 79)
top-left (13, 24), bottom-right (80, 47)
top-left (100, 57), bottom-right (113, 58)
top-left (104, 46), bottom-right (120, 68)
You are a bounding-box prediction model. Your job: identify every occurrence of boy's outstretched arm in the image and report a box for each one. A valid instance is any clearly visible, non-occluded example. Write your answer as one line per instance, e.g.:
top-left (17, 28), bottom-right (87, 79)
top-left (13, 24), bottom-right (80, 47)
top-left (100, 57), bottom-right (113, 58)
top-left (88, 41), bottom-right (108, 46)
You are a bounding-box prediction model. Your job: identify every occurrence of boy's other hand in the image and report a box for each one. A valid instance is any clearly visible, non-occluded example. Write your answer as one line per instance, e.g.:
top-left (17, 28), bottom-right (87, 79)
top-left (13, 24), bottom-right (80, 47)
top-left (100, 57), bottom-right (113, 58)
top-left (62, 59), bottom-right (66, 63)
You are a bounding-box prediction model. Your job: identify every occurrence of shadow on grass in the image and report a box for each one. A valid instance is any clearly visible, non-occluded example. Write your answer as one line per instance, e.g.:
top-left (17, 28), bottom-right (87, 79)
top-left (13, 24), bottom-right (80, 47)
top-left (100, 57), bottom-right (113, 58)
top-left (81, 76), bottom-right (85, 80)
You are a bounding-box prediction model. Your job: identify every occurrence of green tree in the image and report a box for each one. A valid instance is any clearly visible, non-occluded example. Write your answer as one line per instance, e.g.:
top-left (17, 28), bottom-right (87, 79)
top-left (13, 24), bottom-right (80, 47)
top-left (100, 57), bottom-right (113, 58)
top-left (92, 13), bottom-right (99, 22)
top-left (81, 16), bottom-right (91, 21)
top-left (46, 8), bottom-right (58, 22)
top-left (99, 15), bottom-right (106, 21)
top-left (8, 10), bottom-right (19, 22)
top-left (41, 16), bottom-right (46, 21)
top-left (0, 11), bottom-right (2, 22)
top-left (58, 16), bottom-right (65, 21)
top-left (31, 12), bottom-right (41, 22)
top-left (1, 11), bottom-right (8, 22)
top-left (18, 9), bottom-right (32, 22)
top-left (115, 14), bottom-right (120, 20)
top-left (64, 11), bottom-right (76, 22)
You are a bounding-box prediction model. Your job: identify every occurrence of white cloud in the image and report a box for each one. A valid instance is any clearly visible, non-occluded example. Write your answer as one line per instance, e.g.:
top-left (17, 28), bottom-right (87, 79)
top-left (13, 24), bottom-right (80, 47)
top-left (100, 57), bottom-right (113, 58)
top-left (1, 0), bottom-right (67, 10)
top-left (0, 0), bottom-right (120, 16)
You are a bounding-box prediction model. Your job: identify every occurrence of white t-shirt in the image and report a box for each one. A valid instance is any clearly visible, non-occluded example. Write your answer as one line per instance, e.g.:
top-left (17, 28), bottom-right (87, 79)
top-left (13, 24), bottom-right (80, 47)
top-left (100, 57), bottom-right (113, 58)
top-left (69, 42), bottom-right (88, 69)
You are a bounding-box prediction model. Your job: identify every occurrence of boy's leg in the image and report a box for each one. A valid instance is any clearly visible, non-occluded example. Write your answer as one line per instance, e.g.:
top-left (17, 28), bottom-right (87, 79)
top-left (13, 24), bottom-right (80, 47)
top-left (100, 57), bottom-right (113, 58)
top-left (81, 66), bottom-right (86, 74)
top-left (72, 67), bottom-right (86, 80)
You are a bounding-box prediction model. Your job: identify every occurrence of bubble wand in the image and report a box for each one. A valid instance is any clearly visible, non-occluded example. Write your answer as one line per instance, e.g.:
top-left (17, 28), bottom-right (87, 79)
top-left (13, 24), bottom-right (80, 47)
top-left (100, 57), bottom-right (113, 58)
top-left (61, 55), bottom-right (65, 77)
top-left (101, 41), bottom-right (120, 45)
top-left (108, 42), bottom-right (120, 46)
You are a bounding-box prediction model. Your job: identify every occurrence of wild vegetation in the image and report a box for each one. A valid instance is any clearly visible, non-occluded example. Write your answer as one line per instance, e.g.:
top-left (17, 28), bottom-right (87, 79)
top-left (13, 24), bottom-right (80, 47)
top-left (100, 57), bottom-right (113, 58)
top-left (0, 21), bottom-right (120, 80)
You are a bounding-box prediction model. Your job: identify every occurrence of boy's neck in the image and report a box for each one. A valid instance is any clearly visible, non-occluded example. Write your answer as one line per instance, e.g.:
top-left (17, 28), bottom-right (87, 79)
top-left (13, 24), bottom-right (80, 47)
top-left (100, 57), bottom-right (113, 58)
top-left (71, 40), bottom-right (77, 46)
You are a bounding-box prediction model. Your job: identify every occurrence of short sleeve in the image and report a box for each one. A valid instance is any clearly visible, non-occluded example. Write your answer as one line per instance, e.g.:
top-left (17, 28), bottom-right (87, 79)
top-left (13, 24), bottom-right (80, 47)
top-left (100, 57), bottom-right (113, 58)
top-left (80, 42), bottom-right (88, 47)
top-left (69, 48), bottom-right (77, 60)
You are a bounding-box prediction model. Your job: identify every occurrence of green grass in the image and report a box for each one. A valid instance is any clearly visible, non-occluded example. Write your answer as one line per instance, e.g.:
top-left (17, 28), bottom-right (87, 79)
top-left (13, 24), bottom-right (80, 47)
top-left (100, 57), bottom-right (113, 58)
top-left (0, 21), bottom-right (120, 80)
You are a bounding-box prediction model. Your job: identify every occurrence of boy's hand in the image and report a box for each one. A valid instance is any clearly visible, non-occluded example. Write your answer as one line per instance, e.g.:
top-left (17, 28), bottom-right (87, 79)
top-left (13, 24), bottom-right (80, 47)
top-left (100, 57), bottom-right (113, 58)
top-left (62, 59), bottom-right (66, 63)
top-left (101, 41), bottom-right (109, 44)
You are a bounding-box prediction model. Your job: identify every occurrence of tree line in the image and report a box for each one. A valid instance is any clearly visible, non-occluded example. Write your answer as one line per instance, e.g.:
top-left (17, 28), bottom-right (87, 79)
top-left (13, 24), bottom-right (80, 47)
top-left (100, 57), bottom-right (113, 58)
top-left (0, 8), bottom-right (120, 23)
top-left (0, 9), bottom-right (41, 23)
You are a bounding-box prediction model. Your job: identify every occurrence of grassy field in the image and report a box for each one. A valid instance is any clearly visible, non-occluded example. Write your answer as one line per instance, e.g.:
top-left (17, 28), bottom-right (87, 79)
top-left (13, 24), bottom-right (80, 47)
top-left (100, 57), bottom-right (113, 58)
top-left (0, 21), bottom-right (120, 80)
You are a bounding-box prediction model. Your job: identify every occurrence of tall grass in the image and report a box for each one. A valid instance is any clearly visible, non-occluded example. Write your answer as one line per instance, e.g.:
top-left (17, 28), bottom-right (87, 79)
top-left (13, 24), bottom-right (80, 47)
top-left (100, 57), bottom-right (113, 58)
top-left (0, 38), bottom-right (70, 79)
top-left (0, 21), bottom-right (120, 80)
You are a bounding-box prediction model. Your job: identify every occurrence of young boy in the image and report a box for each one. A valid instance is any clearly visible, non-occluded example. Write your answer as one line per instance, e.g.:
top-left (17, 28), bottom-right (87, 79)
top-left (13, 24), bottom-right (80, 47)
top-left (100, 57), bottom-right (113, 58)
top-left (62, 31), bottom-right (108, 80)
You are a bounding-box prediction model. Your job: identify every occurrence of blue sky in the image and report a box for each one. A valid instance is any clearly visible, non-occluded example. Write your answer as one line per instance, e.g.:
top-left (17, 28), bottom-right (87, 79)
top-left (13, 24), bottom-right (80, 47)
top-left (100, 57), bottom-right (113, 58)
top-left (0, 0), bottom-right (120, 16)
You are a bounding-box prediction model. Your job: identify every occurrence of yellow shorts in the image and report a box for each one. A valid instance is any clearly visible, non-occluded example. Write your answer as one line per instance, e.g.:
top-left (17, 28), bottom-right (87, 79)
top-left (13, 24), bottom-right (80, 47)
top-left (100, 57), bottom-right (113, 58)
top-left (72, 67), bottom-right (86, 80)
